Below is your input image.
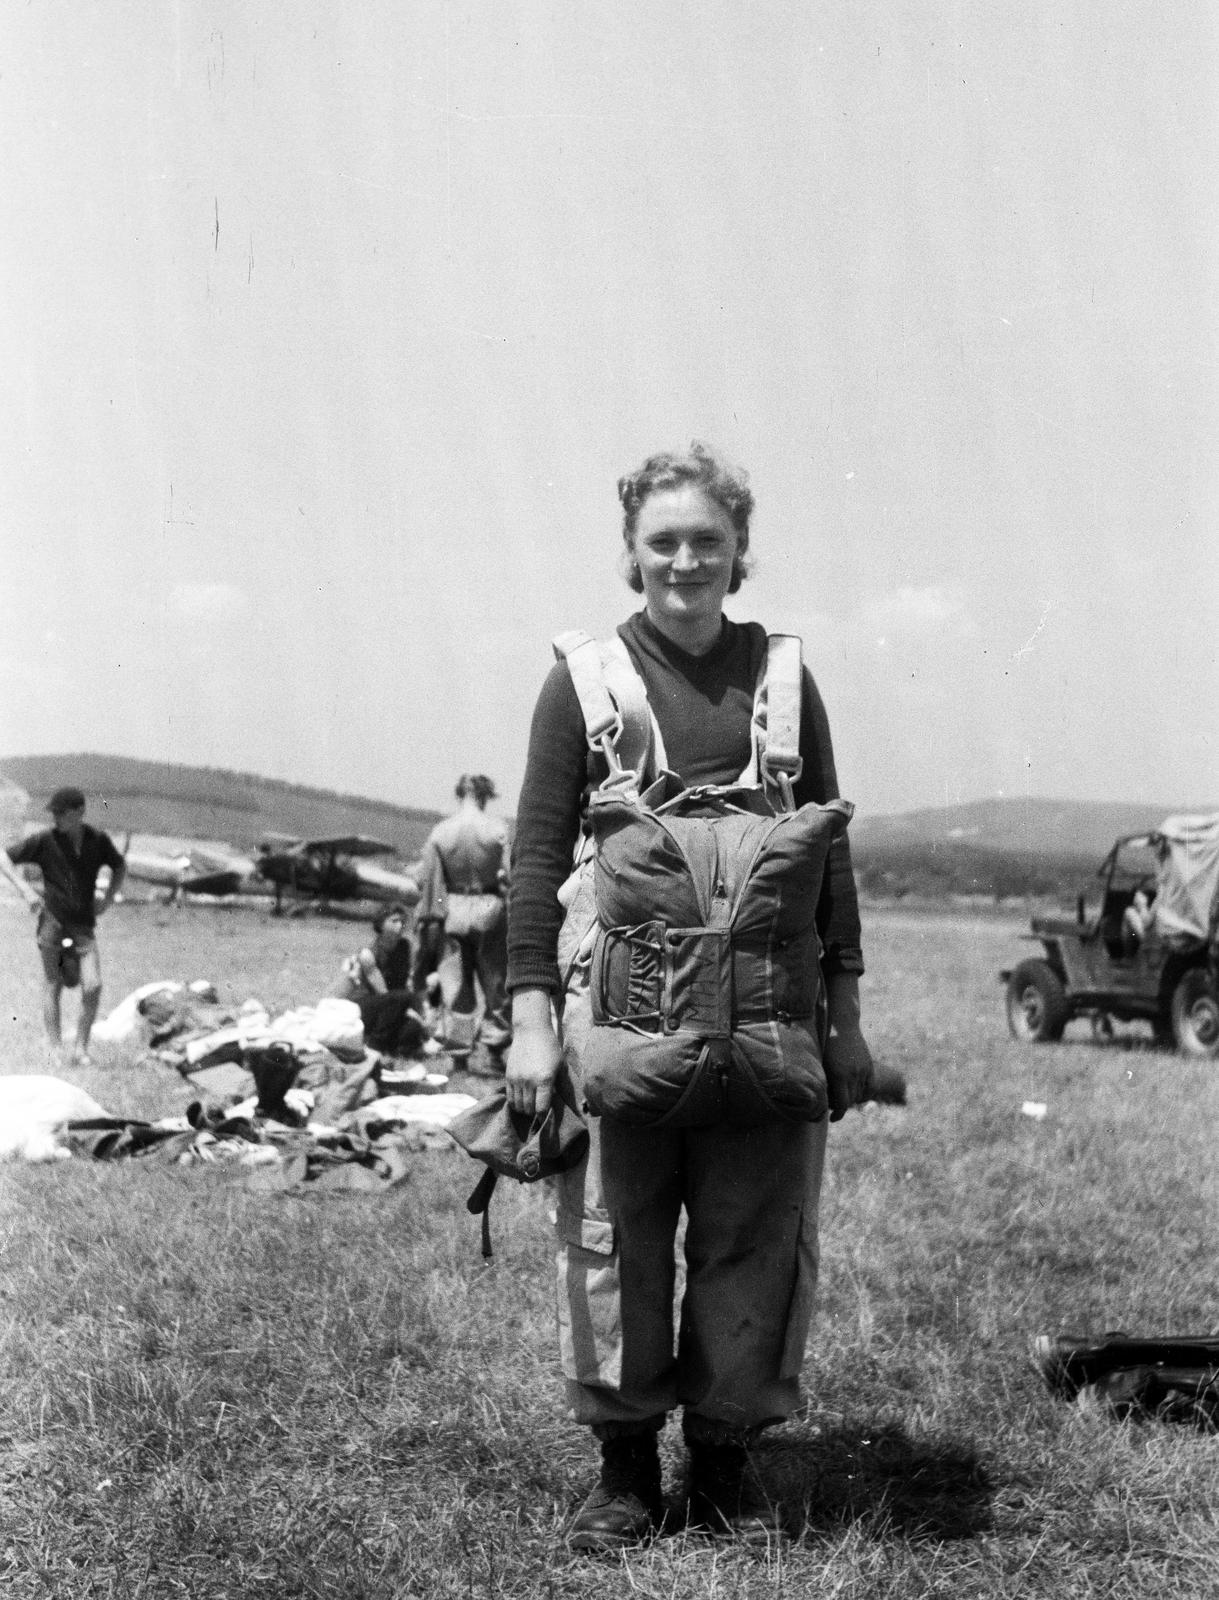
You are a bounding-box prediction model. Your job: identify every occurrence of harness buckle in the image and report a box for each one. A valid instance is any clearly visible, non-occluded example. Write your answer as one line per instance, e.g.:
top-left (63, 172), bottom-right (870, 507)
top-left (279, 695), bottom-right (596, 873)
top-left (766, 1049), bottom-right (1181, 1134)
top-left (598, 729), bottom-right (626, 778)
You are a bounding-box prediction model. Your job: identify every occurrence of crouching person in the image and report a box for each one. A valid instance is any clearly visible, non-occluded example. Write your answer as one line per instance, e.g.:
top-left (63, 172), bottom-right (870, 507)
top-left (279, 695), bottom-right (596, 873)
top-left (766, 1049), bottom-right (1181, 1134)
top-left (334, 903), bottom-right (428, 1060)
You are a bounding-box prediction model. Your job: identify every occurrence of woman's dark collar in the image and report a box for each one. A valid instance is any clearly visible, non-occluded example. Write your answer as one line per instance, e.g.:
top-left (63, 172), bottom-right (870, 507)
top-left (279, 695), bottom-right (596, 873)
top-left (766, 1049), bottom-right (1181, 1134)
top-left (632, 608), bottom-right (734, 665)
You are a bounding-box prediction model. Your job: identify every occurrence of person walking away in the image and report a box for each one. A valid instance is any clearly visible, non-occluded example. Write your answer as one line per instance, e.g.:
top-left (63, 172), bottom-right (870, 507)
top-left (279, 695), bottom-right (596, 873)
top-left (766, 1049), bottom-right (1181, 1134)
top-left (505, 443), bottom-right (874, 1549)
top-left (0, 785), bottom-right (126, 1066)
top-left (415, 775), bottom-right (511, 1075)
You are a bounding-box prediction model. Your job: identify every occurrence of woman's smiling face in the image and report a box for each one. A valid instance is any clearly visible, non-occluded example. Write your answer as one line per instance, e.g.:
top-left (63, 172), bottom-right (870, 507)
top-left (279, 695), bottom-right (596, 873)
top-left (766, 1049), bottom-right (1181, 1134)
top-left (631, 484), bottom-right (740, 638)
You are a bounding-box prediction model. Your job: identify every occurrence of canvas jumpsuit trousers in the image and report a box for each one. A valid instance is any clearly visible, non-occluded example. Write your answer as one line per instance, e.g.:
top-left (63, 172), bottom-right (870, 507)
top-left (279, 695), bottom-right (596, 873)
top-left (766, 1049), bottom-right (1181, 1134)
top-left (552, 984), bottom-right (828, 1440)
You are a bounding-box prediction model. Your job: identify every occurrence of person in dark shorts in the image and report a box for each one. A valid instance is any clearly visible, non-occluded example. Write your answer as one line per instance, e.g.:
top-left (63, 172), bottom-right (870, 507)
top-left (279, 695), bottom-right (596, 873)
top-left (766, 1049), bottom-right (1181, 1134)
top-left (0, 785), bottom-right (126, 1065)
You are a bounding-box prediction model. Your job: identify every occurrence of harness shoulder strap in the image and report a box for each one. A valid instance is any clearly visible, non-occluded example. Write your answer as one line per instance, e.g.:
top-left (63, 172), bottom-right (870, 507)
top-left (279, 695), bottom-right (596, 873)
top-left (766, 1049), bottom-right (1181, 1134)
top-left (553, 630), bottom-right (667, 784)
top-left (761, 632), bottom-right (804, 778)
top-left (740, 631), bottom-right (805, 807)
top-left (557, 625), bottom-right (804, 806)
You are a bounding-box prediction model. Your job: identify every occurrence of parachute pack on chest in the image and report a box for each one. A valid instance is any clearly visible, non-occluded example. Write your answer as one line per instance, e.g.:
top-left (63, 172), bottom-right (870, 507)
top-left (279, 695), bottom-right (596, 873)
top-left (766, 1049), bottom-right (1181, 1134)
top-left (554, 626), bottom-right (853, 1128)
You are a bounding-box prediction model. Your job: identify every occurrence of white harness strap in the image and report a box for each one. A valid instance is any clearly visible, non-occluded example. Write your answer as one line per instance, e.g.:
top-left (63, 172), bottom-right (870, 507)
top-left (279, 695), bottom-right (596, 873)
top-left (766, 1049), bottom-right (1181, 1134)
top-left (554, 630), bottom-right (667, 784)
top-left (735, 632), bottom-right (804, 809)
top-left (552, 625), bottom-right (810, 983)
top-left (554, 631), bottom-right (618, 744)
top-left (755, 633), bottom-right (804, 809)
top-left (556, 627), bottom-right (805, 810)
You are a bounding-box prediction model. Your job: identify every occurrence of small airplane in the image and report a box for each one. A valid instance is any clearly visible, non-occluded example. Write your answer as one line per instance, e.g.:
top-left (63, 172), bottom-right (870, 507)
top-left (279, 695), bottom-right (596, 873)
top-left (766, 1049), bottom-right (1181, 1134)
top-left (246, 833), bottom-right (421, 914)
top-left (119, 835), bottom-right (262, 904)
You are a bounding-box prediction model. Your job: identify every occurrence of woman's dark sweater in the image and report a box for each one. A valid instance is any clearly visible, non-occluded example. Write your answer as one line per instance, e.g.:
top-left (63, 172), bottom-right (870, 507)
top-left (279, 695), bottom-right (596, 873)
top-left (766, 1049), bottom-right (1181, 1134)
top-left (507, 609), bottom-right (864, 995)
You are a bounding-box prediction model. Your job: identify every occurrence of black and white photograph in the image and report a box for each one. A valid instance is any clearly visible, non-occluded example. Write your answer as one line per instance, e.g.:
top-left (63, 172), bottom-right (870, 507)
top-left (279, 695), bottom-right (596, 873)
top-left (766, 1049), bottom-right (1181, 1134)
top-left (1, 4), bottom-right (1216, 1594)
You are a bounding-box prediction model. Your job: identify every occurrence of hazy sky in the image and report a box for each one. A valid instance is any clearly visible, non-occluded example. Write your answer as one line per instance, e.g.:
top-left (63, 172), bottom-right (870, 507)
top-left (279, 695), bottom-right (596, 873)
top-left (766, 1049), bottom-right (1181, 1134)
top-left (3, 2), bottom-right (1216, 819)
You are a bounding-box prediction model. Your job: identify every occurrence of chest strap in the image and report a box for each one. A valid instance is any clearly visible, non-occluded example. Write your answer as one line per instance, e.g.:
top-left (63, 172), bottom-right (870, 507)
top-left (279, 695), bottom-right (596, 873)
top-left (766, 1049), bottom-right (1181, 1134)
top-left (556, 628), bottom-right (804, 809)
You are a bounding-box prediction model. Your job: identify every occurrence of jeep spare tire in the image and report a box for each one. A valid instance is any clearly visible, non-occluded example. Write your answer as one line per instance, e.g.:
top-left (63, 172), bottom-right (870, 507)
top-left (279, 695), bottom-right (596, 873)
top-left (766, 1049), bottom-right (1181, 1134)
top-left (1170, 968), bottom-right (1219, 1058)
top-left (1006, 959), bottom-right (1070, 1043)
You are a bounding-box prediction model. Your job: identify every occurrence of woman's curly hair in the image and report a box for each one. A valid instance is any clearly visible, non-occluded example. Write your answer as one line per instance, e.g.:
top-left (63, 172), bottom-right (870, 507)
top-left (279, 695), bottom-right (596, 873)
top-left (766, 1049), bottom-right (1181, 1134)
top-left (617, 441), bottom-right (755, 594)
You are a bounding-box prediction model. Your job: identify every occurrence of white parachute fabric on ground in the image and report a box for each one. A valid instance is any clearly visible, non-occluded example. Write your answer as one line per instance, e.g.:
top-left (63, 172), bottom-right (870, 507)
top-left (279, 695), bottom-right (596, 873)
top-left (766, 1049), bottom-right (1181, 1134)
top-left (0, 1075), bottom-right (112, 1163)
top-left (341, 1092), bottom-right (476, 1131)
top-left (93, 981), bottom-right (186, 1042)
top-left (1152, 814), bottom-right (1219, 943)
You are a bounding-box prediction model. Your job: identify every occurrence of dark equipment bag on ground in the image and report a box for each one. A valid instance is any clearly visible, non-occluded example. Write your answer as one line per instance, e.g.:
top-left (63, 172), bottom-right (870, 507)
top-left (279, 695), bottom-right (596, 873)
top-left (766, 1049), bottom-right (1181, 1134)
top-left (1035, 1331), bottom-right (1219, 1430)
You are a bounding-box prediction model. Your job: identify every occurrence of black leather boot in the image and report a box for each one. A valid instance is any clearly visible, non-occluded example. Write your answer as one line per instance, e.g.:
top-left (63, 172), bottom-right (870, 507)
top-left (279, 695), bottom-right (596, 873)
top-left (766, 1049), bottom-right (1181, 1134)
top-left (686, 1439), bottom-right (785, 1542)
top-left (566, 1429), bottom-right (665, 1553)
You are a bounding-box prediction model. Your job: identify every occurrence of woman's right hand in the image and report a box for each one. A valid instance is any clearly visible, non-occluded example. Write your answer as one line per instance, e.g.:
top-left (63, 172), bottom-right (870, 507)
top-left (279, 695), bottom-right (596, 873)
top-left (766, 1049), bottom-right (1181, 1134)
top-left (506, 988), bottom-right (563, 1117)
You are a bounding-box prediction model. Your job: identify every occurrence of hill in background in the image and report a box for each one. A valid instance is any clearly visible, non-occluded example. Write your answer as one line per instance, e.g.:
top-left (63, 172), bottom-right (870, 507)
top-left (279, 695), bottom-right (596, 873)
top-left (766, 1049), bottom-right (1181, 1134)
top-left (0, 754), bottom-right (442, 863)
top-left (851, 795), bottom-right (1217, 903)
top-left (851, 796), bottom-right (1195, 859)
top-left (4, 753), bottom-right (1214, 904)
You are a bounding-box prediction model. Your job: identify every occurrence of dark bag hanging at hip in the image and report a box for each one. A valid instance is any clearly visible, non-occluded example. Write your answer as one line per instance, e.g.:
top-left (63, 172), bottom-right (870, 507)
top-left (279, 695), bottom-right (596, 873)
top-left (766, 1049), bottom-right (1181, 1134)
top-left (59, 937), bottom-right (82, 989)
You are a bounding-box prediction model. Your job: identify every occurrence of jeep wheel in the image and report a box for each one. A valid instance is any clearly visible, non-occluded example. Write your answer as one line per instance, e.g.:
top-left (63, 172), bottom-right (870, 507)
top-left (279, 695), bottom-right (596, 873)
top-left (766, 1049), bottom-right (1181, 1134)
top-left (1006, 960), bottom-right (1070, 1042)
top-left (1170, 969), bottom-right (1219, 1058)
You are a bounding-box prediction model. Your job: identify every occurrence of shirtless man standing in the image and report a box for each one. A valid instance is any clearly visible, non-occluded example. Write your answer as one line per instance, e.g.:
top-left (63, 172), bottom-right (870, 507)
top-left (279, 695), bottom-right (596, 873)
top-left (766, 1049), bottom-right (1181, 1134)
top-left (415, 774), bottom-right (510, 1075)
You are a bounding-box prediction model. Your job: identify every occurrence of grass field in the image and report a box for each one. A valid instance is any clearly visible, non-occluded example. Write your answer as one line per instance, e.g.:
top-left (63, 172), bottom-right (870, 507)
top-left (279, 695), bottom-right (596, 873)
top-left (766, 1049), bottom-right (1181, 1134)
top-left (1, 898), bottom-right (1217, 1598)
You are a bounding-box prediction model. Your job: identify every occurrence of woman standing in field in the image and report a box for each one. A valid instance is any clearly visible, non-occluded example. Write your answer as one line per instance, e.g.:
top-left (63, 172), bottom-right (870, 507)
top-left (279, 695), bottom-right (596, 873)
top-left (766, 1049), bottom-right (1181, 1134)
top-left (506, 443), bottom-right (873, 1549)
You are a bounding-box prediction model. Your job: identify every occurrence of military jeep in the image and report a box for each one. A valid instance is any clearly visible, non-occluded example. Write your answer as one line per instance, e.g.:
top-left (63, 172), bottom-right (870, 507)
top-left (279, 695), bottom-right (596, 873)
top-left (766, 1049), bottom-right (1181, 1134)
top-left (1001, 814), bottom-right (1219, 1057)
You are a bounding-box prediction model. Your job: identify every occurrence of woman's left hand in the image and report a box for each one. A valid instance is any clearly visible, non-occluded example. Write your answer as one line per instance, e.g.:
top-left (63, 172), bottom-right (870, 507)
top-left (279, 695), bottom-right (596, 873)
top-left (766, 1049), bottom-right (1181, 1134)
top-left (823, 1023), bottom-right (875, 1120)
top-left (822, 972), bottom-right (874, 1120)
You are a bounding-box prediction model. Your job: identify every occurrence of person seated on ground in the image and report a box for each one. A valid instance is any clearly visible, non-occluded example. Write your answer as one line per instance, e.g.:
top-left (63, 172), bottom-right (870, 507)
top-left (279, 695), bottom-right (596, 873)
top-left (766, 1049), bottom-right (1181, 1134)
top-left (1121, 888), bottom-right (1156, 954)
top-left (334, 904), bottom-right (429, 1060)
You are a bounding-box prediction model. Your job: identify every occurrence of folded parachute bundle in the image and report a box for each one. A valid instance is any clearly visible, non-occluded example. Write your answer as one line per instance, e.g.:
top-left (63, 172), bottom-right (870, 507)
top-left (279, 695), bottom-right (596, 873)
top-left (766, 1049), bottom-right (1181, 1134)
top-left (554, 626), bottom-right (854, 1130)
top-left (1034, 1331), bottom-right (1219, 1431)
top-left (579, 782), bottom-right (852, 1127)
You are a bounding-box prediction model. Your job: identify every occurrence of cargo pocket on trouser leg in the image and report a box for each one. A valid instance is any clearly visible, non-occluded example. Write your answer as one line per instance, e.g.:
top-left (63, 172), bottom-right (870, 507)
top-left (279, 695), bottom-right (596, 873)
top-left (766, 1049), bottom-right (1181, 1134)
top-left (779, 1202), bottom-right (822, 1381)
top-left (556, 1208), bottom-right (622, 1389)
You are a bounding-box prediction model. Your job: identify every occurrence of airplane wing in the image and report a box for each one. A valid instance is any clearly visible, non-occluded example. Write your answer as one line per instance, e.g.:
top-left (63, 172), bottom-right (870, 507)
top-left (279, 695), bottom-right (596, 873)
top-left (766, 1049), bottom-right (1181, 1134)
top-left (123, 849), bottom-right (193, 883)
top-left (302, 834), bottom-right (396, 858)
top-left (352, 859), bottom-right (421, 903)
top-left (190, 845), bottom-right (255, 877)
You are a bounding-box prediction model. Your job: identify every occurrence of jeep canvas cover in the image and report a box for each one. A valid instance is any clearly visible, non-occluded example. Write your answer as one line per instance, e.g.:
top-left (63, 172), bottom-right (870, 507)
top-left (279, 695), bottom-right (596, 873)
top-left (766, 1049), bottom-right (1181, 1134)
top-left (1150, 813), bottom-right (1219, 945)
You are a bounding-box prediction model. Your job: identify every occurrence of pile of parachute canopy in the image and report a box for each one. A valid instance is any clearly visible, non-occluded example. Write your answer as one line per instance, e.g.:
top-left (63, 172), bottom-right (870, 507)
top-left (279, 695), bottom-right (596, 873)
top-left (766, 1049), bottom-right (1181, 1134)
top-left (2, 978), bottom-right (475, 1189)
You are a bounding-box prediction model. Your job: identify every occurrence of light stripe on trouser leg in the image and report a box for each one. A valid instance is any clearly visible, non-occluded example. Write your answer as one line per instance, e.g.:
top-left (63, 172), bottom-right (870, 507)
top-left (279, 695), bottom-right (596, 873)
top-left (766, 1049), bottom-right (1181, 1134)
top-left (554, 1101), bottom-right (828, 1429)
top-left (555, 1111), bottom-right (683, 1419)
